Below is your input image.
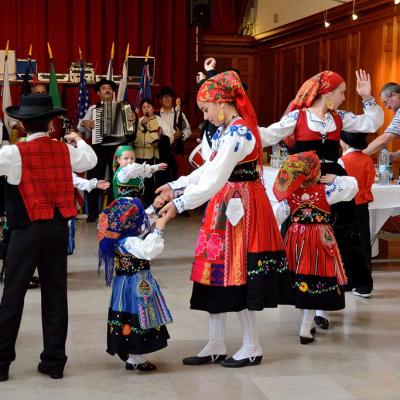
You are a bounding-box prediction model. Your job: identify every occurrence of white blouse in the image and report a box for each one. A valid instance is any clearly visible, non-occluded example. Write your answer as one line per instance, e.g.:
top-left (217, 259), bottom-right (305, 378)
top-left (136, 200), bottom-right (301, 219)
top-left (117, 162), bottom-right (162, 183)
top-left (260, 98), bottom-right (384, 147)
top-left (170, 122), bottom-right (256, 212)
top-left (119, 231), bottom-right (164, 260)
top-left (72, 173), bottom-right (98, 192)
top-left (273, 176), bottom-right (358, 226)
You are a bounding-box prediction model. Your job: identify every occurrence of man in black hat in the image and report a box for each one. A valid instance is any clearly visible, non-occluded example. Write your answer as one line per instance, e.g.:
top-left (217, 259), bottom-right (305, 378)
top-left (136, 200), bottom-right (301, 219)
top-left (0, 94), bottom-right (97, 381)
top-left (78, 78), bottom-right (136, 222)
top-left (158, 86), bottom-right (191, 180)
top-left (339, 130), bottom-right (375, 298)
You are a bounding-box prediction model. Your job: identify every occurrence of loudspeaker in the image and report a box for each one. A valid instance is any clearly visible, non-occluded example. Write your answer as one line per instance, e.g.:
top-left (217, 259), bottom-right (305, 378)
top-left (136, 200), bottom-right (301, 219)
top-left (190, 0), bottom-right (211, 26)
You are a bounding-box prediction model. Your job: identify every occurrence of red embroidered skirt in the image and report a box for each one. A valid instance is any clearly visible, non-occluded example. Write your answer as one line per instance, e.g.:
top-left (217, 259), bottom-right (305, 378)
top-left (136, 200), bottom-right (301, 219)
top-left (190, 180), bottom-right (292, 312)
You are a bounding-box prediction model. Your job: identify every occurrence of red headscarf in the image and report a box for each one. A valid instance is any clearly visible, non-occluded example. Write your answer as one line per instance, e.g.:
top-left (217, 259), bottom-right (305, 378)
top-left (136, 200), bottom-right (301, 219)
top-left (288, 70), bottom-right (344, 112)
top-left (273, 151), bottom-right (321, 202)
top-left (197, 70), bottom-right (263, 168)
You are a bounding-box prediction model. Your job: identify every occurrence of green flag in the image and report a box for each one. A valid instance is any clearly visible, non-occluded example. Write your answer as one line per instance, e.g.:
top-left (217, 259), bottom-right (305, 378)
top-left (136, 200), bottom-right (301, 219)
top-left (49, 62), bottom-right (61, 107)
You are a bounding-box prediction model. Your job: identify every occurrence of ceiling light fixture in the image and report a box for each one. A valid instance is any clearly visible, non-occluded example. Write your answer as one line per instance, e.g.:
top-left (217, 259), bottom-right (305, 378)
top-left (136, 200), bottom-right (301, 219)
top-left (352, 0), bottom-right (358, 20)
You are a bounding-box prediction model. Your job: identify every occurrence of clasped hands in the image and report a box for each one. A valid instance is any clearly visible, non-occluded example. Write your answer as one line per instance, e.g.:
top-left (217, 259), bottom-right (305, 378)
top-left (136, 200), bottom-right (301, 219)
top-left (153, 185), bottom-right (177, 221)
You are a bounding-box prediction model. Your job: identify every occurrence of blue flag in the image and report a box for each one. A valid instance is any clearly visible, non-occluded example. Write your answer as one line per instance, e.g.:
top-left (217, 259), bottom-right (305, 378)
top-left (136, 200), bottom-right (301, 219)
top-left (77, 61), bottom-right (89, 121)
top-left (134, 62), bottom-right (152, 113)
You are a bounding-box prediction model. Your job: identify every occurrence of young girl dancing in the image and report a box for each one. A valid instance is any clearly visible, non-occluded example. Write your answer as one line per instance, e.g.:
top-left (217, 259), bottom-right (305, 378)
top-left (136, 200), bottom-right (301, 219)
top-left (273, 151), bottom-right (358, 344)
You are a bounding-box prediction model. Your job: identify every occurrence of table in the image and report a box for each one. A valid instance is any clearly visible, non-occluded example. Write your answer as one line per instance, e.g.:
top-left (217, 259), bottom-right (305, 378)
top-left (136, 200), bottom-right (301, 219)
top-left (262, 166), bottom-right (400, 257)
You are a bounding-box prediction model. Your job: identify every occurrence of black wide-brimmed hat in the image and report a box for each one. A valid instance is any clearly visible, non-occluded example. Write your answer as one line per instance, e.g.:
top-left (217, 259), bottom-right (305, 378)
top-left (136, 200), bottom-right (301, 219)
top-left (94, 78), bottom-right (117, 92)
top-left (340, 130), bottom-right (368, 150)
top-left (6, 94), bottom-right (66, 121)
top-left (157, 86), bottom-right (176, 98)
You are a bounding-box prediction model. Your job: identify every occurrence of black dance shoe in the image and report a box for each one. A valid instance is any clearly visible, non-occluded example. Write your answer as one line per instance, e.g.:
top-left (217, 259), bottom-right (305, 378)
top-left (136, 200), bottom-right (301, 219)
top-left (300, 335), bottom-right (315, 345)
top-left (182, 354), bottom-right (227, 365)
top-left (37, 362), bottom-right (64, 379)
top-left (314, 316), bottom-right (330, 330)
top-left (125, 361), bottom-right (157, 372)
top-left (220, 355), bottom-right (262, 368)
top-left (0, 369), bottom-right (9, 382)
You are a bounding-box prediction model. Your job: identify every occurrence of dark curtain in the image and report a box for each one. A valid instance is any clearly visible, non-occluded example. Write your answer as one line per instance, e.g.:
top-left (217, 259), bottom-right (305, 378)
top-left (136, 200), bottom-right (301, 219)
top-left (204, 0), bottom-right (249, 35)
top-left (0, 0), bottom-right (197, 125)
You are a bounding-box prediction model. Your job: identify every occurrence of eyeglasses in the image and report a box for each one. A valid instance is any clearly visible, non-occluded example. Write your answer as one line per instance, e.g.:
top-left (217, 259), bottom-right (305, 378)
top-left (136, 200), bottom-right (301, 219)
top-left (382, 93), bottom-right (394, 106)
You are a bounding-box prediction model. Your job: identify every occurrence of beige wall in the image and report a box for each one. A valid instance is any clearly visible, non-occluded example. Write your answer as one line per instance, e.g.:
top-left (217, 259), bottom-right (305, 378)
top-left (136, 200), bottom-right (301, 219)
top-left (254, 0), bottom-right (352, 35)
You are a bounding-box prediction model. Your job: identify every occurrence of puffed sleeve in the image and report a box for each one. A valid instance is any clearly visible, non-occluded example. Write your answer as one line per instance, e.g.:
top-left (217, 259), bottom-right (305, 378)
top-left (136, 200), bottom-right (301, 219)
top-left (259, 110), bottom-right (300, 147)
top-left (325, 176), bottom-right (358, 205)
top-left (120, 231), bottom-right (164, 260)
top-left (337, 98), bottom-right (384, 133)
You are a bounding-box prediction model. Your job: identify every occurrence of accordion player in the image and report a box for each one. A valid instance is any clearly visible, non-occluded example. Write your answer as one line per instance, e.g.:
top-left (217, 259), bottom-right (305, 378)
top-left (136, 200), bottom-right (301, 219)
top-left (91, 100), bottom-right (135, 145)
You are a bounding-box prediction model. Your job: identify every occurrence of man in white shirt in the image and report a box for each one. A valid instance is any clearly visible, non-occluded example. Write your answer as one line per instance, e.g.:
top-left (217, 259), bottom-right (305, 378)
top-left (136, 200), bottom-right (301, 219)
top-left (0, 94), bottom-right (97, 382)
top-left (158, 86), bottom-right (191, 179)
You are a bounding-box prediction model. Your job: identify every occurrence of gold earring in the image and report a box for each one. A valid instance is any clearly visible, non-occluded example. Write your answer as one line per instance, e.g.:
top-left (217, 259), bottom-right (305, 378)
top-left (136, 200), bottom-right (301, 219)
top-left (218, 109), bottom-right (224, 122)
top-left (326, 98), bottom-right (334, 110)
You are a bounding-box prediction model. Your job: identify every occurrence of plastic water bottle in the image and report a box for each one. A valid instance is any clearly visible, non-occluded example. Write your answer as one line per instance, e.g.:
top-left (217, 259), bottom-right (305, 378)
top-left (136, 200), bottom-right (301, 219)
top-left (378, 147), bottom-right (390, 185)
top-left (281, 145), bottom-right (288, 160)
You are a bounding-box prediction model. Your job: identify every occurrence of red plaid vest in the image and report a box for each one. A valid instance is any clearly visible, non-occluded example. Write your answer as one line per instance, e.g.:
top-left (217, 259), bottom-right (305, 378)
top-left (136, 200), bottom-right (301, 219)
top-left (16, 136), bottom-right (77, 221)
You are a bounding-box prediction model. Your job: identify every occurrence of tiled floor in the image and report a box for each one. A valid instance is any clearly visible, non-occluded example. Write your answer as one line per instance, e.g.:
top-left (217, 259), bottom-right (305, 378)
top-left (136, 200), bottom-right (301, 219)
top-left (1, 215), bottom-right (399, 400)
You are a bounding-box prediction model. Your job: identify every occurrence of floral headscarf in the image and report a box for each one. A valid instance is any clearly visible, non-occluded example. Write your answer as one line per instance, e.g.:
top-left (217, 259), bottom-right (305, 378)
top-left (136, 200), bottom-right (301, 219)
top-left (288, 71), bottom-right (344, 112)
top-left (273, 151), bottom-right (321, 202)
top-left (97, 197), bottom-right (148, 285)
top-left (197, 70), bottom-right (263, 168)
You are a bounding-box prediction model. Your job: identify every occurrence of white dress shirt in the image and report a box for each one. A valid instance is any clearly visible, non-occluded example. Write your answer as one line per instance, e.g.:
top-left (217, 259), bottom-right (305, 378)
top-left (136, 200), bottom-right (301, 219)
top-left (159, 107), bottom-right (192, 140)
top-left (0, 132), bottom-right (98, 185)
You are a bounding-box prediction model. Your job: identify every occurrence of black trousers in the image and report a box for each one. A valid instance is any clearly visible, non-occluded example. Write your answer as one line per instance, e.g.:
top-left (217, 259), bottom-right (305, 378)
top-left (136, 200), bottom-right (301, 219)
top-left (135, 157), bottom-right (162, 208)
top-left (86, 144), bottom-right (120, 219)
top-left (0, 218), bottom-right (69, 373)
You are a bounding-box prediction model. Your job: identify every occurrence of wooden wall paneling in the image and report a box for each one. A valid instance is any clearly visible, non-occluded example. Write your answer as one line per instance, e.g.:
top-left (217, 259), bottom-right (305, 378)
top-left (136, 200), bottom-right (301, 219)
top-left (302, 41), bottom-right (321, 81)
top-left (279, 47), bottom-right (298, 118)
top-left (346, 31), bottom-right (360, 114)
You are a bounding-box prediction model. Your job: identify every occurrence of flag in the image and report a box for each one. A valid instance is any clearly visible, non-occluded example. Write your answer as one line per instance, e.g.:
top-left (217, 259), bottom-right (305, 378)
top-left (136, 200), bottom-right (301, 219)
top-left (1, 41), bottom-right (12, 138)
top-left (49, 62), bottom-right (62, 107)
top-left (117, 59), bottom-right (128, 102)
top-left (106, 42), bottom-right (114, 80)
top-left (77, 61), bottom-right (89, 121)
top-left (134, 47), bottom-right (152, 113)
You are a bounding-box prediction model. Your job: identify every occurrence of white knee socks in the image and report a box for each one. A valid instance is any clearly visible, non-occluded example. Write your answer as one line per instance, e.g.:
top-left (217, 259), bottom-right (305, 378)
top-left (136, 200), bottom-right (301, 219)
top-left (300, 309), bottom-right (316, 338)
top-left (232, 309), bottom-right (263, 360)
top-left (127, 354), bottom-right (146, 365)
top-left (197, 313), bottom-right (227, 357)
top-left (316, 310), bottom-right (328, 319)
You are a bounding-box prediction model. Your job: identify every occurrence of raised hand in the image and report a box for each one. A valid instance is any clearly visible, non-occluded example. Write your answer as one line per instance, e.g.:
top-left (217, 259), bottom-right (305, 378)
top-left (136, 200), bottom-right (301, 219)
top-left (204, 57), bottom-right (216, 71)
top-left (320, 174), bottom-right (336, 184)
top-left (355, 69), bottom-right (372, 98)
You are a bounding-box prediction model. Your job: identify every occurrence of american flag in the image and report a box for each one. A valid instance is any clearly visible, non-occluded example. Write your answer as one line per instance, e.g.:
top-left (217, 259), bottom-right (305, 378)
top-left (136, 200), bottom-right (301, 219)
top-left (77, 61), bottom-right (89, 121)
top-left (134, 62), bottom-right (152, 114)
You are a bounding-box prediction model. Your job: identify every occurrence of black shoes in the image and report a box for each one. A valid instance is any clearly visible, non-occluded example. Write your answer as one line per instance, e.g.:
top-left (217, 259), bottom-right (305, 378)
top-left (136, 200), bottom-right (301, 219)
top-left (352, 287), bottom-right (372, 298)
top-left (86, 216), bottom-right (98, 223)
top-left (314, 316), bottom-right (330, 330)
top-left (182, 354), bottom-right (227, 365)
top-left (37, 362), bottom-right (64, 379)
top-left (125, 361), bottom-right (157, 372)
top-left (220, 355), bottom-right (263, 368)
top-left (0, 370), bottom-right (9, 382)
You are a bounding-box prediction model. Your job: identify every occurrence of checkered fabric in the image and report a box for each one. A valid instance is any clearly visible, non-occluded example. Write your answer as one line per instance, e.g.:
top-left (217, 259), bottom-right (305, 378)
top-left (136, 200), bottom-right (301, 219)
top-left (16, 136), bottom-right (77, 221)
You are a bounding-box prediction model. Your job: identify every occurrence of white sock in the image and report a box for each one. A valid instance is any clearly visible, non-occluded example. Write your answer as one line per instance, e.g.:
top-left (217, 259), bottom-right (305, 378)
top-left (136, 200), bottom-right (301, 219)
top-left (197, 313), bottom-right (227, 357)
top-left (300, 309), bottom-right (316, 338)
top-left (316, 310), bottom-right (328, 319)
top-left (127, 354), bottom-right (146, 365)
top-left (232, 310), bottom-right (263, 360)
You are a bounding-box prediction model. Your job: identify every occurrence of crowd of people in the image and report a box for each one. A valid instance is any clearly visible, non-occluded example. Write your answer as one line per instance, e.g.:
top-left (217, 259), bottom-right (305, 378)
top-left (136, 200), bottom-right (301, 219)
top-left (1, 55), bottom-right (400, 381)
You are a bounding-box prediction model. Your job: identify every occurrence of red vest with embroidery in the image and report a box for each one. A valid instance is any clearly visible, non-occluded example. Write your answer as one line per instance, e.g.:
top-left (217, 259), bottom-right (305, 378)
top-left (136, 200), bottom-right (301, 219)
top-left (340, 151), bottom-right (375, 204)
top-left (292, 110), bottom-right (343, 161)
top-left (16, 136), bottom-right (77, 221)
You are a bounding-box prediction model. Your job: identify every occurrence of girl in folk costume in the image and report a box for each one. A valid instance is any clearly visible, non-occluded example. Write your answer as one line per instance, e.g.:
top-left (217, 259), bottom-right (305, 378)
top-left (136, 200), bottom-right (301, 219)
top-left (98, 197), bottom-right (172, 372)
top-left (339, 131), bottom-right (376, 298)
top-left (261, 70), bottom-right (382, 329)
top-left (273, 152), bottom-right (358, 344)
top-left (112, 145), bottom-right (167, 200)
top-left (156, 70), bottom-right (292, 368)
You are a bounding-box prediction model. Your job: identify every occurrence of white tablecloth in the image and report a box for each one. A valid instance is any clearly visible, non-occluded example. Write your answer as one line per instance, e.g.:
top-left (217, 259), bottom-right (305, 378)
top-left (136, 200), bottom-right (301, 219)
top-left (263, 166), bottom-right (400, 256)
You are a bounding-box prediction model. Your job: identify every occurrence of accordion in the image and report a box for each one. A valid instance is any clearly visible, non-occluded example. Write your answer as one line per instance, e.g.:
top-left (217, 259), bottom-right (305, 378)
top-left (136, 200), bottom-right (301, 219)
top-left (92, 101), bottom-right (135, 144)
